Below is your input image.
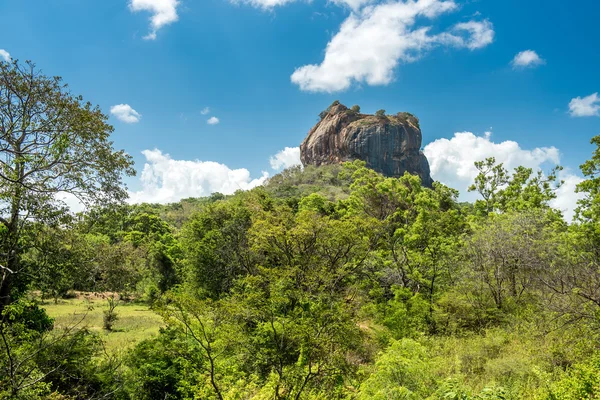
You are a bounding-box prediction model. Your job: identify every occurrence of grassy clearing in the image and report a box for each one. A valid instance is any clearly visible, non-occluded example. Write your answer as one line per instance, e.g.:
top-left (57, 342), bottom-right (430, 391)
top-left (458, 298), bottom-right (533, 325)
top-left (42, 296), bottom-right (164, 353)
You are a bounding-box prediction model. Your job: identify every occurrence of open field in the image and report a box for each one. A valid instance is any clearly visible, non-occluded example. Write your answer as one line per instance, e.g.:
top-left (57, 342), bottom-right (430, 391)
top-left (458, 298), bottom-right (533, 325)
top-left (41, 296), bottom-right (164, 353)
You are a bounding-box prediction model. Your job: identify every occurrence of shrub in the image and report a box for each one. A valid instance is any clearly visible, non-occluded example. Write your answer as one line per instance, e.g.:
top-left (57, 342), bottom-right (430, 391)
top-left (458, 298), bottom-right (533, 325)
top-left (103, 296), bottom-right (119, 331)
top-left (545, 356), bottom-right (600, 399)
top-left (375, 109), bottom-right (386, 117)
top-left (351, 104), bottom-right (361, 113)
top-left (396, 112), bottom-right (420, 128)
top-left (320, 100), bottom-right (342, 120)
top-left (357, 339), bottom-right (437, 399)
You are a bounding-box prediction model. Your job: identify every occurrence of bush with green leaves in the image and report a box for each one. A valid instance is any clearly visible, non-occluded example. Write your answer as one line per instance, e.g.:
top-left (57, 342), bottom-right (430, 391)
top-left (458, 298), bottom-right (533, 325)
top-left (103, 296), bottom-right (119, 331)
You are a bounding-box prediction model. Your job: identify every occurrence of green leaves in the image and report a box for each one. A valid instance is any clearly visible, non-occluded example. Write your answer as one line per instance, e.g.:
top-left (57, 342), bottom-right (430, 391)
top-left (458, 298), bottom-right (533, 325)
top-left (0, 59), bottom-right (135, 304)
top-left (468, 157), bottom-right (562, 217)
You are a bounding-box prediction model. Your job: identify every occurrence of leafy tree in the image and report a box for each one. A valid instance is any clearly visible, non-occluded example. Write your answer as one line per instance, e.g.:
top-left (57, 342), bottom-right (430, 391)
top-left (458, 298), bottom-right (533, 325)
top-left (158, 294), bottom-right (244, 400)
top-left (469, 157), bottom-right (562, 216)
top-left (0, 60), bottom-right (134, 308)
top-left (0, 299), bottom-right (108, 398)
top-left (96, 240), bottom-right (146, 294)
top-left (181, 196), bottom-right (255, 298)
top-left (103, 295), bottom-right (119, 331)
top-left (539, 224), bottom-right (600, 321)
top-left (375, 109), bottom-right (386, 117)
top-left (468, 157), bottom-right (509, 215)
top-left (26, 224), bottom-right (92, 302)
top-left (464, 211), bottom-right (559, 313)
top-left (575, 134), bottom-right (600, 244)
top-left (126, 329), bottom-right (189, 400)
top-left (351, 104), bottom-right (361, 113)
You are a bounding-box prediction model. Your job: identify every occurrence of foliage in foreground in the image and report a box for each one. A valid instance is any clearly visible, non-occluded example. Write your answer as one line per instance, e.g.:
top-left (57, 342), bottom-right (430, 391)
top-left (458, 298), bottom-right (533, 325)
top-left (3, 59), bottom-right (600, 399)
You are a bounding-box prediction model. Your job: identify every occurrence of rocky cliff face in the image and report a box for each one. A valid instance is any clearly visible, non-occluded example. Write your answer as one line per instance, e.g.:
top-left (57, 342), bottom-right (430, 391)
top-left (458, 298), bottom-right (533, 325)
top-left (300, 103), bottom-right (433, 187)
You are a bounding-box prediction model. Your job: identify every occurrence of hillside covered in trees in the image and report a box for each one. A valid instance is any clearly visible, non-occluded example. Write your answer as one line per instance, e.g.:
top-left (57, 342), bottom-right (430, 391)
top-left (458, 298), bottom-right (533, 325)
top-left (3, 60), bottom-right (600, 399)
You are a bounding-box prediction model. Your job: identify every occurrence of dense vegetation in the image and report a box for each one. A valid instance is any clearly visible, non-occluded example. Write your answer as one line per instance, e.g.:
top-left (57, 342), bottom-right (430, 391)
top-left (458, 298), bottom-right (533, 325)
top-left (2, 61), bottom-right (600, 399)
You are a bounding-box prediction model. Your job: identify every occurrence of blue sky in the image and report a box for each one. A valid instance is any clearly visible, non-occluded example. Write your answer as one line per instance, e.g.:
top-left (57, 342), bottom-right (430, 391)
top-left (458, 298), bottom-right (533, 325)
top-left (1, 0), bottom-right (599, 217)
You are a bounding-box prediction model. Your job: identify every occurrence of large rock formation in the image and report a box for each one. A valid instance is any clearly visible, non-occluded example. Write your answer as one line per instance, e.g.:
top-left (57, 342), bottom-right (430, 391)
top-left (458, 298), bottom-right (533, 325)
top-left (300, 103), bottom-right (433, 186)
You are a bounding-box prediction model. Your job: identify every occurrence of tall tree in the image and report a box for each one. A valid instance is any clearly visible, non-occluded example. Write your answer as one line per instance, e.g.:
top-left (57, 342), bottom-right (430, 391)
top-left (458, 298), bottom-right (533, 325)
top-left (577, 134), bottom-right (600, 225)
top-left (0, 60), bottom-right (135, 307)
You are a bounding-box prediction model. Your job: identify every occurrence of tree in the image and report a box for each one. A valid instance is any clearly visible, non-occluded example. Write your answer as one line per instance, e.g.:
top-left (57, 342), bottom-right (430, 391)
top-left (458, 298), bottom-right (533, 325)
top-left (576, 134), bottom-right (600, 224)
top-left (351, 105), bottom-right (360, 113)
top-left (103, 295), bottom-right (119, 331)
top-left (465, 211), bottom-right (556, 312)
top-left (375, 109), bottom-right (386, 117)
top-left (468, 157), bottom-right (509, 214)
top-left (0, 60), bottom-right (135, 308)
top-left (159, 294), bottom-right (241, 400)
top-left (181, 197), bottom-right (255, 298)
top-left (468, 157), bottom-right (562, 216)
top-left (0, 299), bottom-right (110, 398)
top-left (26, 224), bottom-right (92, 303)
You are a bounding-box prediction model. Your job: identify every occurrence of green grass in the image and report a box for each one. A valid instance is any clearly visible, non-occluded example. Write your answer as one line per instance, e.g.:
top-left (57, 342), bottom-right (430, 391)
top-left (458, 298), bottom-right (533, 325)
top-left (42, 297), bottom-right (164, 353)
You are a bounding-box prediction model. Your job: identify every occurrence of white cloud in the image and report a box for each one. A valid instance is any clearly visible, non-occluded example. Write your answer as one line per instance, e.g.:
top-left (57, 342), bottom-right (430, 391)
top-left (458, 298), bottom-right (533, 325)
top-left (129, 0), bottom-right (179, 40)
top-left (270, 147), bottom-right (302, 170)
top-left (290, 0), bottom-right (494, 92)
top-left (511, 50), bottom-right (545, 68)
top-left (201, 107), bottom-right (210, 115)
top-left (56, 192), bottom-right (86, 214)
top-left (128, 149), bottom-right (268, 204)
top-left (0, 49), bottom-right (11, 62)
top-left (423, 131), bottom-right (582, 220)
top-left (207, 116), bottom-right (220, 125)
top-left (330, 0), bottom-right (373, 12)
top-left (569, 93), bottom-right (600, 117)
top-left (549, 171), bottom-right (584, 221)
top-left (446, 20), bottom-right (495, 50)
top-left (110, 104), bottom-right (142, 123)
top-left (233, 0), bottom-right (298, 9)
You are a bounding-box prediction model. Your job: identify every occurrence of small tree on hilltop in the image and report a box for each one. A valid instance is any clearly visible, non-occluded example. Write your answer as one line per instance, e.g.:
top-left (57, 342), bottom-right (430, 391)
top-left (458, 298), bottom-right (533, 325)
top-left (375, 109), bottom-right (386, 117)
top-left (351, 105), bottom-right (361, 113)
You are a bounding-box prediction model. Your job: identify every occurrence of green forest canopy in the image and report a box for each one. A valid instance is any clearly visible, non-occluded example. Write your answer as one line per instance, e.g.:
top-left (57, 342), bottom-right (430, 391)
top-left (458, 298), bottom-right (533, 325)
top-left (2, 60), bottom-right (600, 399)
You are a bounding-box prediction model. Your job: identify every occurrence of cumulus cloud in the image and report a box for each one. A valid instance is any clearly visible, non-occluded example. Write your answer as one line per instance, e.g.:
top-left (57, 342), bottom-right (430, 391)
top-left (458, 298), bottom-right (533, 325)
top-left (128, 149), bottom-right (269, 204)
top-left (207, 116), bottom-right (220, 125)
top-left (110, 104), bottom-right (142, 123)
top-left (330, 0), bottom-right (373, 12)
top-left (0, 49), bottom-right (10, 62)
top-left (423, 131), bottom-right (582, 220)
top-left (129, 0), bottom-right (179, 40)
top-left (549, 171), bottom-right (584, 221)
top-left (511, 50), bottom-right (545, 68)
top-left (270, 147), bottom-right (302, 170)
top-left (569, 93), bottom-right (600, 117)
top-left (291, 0), bottom-right (494, 92)
top-left (201, 107), bottom-right (210, 115)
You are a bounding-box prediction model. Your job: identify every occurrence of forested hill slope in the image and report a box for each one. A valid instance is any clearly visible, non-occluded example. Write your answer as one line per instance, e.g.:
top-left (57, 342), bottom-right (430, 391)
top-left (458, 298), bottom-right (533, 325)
top-left (6, 155), bottom-right (600, 399)
top-left (4, 58), bottom-right (600, 400)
